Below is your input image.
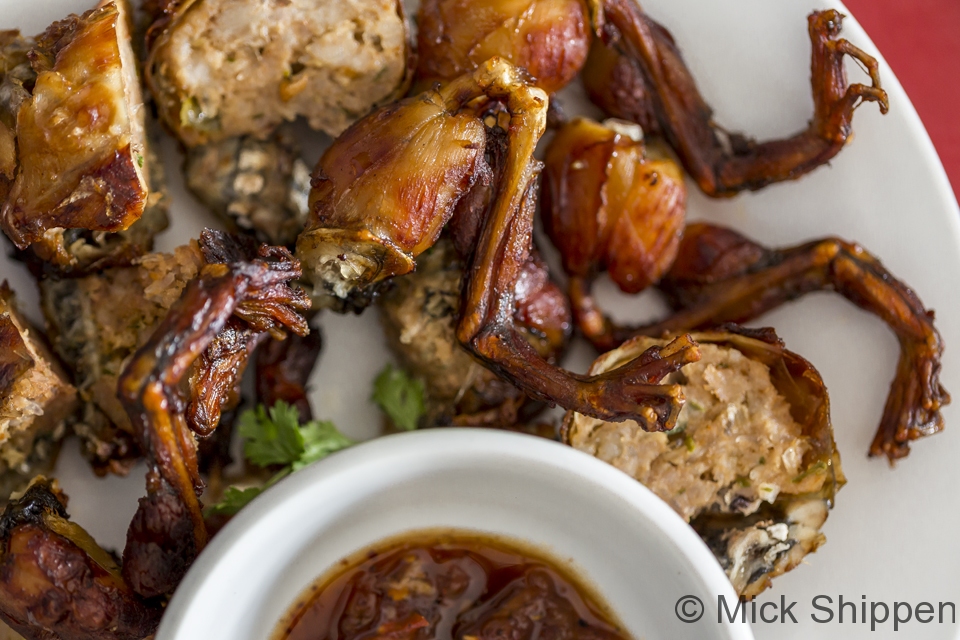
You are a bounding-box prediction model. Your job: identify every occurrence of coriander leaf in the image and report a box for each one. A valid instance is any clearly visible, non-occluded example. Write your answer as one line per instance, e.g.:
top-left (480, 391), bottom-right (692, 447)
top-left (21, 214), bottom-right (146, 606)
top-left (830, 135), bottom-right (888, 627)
top-left (239, 401), bottom-right (304, 467)
top-left (204, 486), bottom-right (263, 517)
top-left (215, 403), bottom-right (355, 518)
top-left (293, 420), bottom-right (354, 470)
top-left (372, 364), bottom-right (426, 431)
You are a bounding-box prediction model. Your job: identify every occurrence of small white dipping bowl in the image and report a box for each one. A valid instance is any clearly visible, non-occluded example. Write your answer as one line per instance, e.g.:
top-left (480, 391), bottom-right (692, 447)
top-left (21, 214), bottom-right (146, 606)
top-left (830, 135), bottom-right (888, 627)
top-left (157, 429), bottom-right (754, 640)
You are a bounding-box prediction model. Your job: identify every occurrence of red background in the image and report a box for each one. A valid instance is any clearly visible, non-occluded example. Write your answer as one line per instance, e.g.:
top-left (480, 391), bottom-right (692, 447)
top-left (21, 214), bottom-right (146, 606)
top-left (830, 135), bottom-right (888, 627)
top-left (844, 0), bottom-right (960, 198)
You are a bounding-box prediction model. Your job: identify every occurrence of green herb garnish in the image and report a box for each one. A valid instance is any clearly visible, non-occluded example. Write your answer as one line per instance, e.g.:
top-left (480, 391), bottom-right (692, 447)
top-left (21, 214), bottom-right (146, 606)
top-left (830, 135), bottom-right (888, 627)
top-left (205, 486), bottom-right (265, 517)
top-left (372, 364), bottom-right (426, 431)
top-left (294, 419), bottom-right (355, 470)
top-left (239, 402), bottom-right (307, 467)
top-left (205, 401), bottom-right (353, 516)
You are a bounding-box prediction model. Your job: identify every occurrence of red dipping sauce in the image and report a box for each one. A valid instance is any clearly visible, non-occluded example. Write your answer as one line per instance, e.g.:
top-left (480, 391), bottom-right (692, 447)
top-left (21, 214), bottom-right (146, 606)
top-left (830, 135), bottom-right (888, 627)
top-left (274, 530), bottom-right (630, 640)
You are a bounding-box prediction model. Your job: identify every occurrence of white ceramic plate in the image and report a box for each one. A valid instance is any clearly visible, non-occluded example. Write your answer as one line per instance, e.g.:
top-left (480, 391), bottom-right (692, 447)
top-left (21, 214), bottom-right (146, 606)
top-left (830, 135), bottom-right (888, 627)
top-left (1, 1), bottom-right (958, 639)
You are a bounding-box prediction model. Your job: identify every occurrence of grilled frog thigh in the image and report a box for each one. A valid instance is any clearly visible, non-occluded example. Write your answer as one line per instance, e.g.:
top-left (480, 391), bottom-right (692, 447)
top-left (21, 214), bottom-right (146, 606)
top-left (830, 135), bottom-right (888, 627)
top-left (297, 94), bottom-right (485, 311)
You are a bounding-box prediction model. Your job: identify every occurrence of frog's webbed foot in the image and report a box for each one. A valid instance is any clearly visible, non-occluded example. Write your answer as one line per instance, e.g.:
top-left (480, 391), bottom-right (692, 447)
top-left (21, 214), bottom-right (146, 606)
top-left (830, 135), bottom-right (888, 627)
top-left (118, 229), bottom-right (309, 597)
top-left (442, 60), bottom-right (699, 432)
top-left (812, 12), bottom-right (889, 136)
top-left (586, 3), bottom-right (889, 195)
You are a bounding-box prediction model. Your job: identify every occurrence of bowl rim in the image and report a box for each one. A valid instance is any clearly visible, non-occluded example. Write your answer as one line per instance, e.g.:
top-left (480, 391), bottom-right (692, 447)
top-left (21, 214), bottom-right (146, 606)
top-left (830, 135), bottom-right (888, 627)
top-left (157, 428), bottom-right (755, 640)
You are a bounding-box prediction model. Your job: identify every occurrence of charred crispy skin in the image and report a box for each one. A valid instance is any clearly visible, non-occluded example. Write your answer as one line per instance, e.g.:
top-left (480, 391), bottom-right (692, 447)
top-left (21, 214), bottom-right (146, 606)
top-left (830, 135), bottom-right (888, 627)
top-left (585, 5), bottom-right (888, 196)
top-left (298, 58), bottom-right (697, 431)
top-left (416, 0), bottom-right (590, 94)
top-left (118, 229), bottom-right (309, 597)
top-left (0, 479), bottom-right (162, 640)
top-left (0, 1), bottom-right (163, 272)
top-left (572, 223), bottom-right (947, 462)
top-left (255, 330), bottom-right (322, 420)
top-left (186, 321), bottom-right (265, 437)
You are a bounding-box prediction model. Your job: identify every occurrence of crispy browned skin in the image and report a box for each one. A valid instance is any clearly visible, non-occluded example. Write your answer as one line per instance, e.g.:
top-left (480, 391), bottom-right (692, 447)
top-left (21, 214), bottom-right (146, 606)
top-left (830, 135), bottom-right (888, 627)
top-left (542, 117), bottom-right (686, 296)
top-left (187, 322), bottom-right (265, 436)
top-left (0, 307), bottom-right (31, 400)
top-left (0, 32), bottom-right (33, 206)
top-left (585, 5), bottom-right (889, 196)
top-left (298, 58), bottom-right (697, 431)
top-left (255, 330), bottom-right (323, 420)
top-left (445, 118), bottom-right (571, 362)
top-left (297, 76), bottom-right (487, 312)
top-left (118, 229), bottom-right (309, 597)
top-left (0, 1), bottom-right (160, 271)
top-left (573, 223), bottom-right (947, 462)
top-left (0, 479), bottom-right (162, 640)
top-left (441, 120), bottom-right (572, 426)
top-left (416, 0), bottom-right (590, 94)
